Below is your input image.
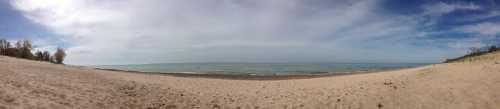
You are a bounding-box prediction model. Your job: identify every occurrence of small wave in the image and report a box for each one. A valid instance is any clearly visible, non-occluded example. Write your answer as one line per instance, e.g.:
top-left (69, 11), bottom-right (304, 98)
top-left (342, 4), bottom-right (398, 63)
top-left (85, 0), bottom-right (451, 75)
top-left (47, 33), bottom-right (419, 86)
top-left (178, 72), bottom-right (205, 74)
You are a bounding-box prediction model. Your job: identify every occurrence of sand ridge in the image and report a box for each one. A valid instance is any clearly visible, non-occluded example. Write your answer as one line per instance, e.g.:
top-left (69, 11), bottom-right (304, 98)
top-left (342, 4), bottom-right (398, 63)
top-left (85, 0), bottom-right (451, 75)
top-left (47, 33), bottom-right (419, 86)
top-left (0, 55), bottom-right (499, 109)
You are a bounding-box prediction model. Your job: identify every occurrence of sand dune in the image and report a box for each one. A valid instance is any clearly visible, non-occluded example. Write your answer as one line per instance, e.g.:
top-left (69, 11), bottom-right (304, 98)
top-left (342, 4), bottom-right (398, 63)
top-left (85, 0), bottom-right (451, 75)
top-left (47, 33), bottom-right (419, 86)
top-left (1, 55), bottom-right (500, 109)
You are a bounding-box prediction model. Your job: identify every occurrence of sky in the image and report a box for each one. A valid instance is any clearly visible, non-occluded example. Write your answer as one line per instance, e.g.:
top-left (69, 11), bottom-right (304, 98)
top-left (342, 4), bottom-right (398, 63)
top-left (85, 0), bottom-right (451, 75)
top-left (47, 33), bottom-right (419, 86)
top-left (1, 0), bottom-right (500, 65)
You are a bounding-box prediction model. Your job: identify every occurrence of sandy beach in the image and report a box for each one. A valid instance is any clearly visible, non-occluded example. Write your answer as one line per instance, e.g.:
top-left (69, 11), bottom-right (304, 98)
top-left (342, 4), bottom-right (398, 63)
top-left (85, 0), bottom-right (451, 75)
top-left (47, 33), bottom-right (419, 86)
top-left (1, 54), bottom-right (500, 109)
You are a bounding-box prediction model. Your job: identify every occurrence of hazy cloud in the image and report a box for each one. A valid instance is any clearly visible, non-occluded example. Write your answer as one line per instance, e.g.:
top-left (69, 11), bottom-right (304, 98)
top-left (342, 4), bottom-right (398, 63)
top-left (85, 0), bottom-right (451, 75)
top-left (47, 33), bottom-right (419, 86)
top-left (11, 0), bottom-right (458, 65)
top-left (458, 11), bottom-right (500, 22)
top-left (422, 2), bottom-right (480, 17)
top-left (457, 22), bottom-right (500, 36)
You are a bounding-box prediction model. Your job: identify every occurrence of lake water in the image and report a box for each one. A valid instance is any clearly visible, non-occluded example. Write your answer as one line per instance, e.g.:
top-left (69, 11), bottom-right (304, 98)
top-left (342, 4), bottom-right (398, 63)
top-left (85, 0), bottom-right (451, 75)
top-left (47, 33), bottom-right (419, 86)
top-left (96, 63), bottom-right (430, 75)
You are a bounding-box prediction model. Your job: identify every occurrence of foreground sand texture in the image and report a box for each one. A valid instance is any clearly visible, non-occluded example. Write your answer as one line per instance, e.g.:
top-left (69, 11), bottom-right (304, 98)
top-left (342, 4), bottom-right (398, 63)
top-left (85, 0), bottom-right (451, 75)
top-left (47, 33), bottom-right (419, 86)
top-left (1, 55), bottom-right (500, 109)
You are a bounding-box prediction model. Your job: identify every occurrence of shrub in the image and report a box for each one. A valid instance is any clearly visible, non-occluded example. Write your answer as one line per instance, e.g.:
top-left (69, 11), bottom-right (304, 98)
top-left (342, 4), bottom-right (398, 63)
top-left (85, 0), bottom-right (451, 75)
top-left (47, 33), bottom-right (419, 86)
top-left (35, 51), bottom-right (43, 61)
top-left (0, 39), bottom-right (11, 55)
top-left (42, 51), bottom-right (51, 62)
top-left (20, 40), bottom-right (34, 59)
top-left (444, 45), bottom-right (499, 63)
top-left (54, 48), bottom-right (66, 64)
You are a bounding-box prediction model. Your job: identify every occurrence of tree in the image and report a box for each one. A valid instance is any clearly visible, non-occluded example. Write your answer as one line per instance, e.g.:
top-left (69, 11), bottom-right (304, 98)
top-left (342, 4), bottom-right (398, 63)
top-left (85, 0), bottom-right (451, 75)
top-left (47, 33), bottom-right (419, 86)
top-left (54, 48), bottom-right (66, 64)
top-left (0, 39), bottom-right (68, 64)
top-left (49, 56), bottom-right (56, 63)
top-left (20, 40), bottom-right (33, 59)
top-left (42, 51), bottom-right (51, 62)
top-left (495, 35), bottom-right (500, 47)
top-left (8, 40), bottom-right (34, 59)
top-left (35, 51), bottom-right (43, 61)
top-left (0, 39), bottom-right (8, 55)
top-left (15, 40), bottom-right (22, 49)
top-left (0, 39), bottom-right (13, 56)
top-left (5, 48), bottom-right (19, 57)
top-left (468, 47), bottom-right (481, 54)
top-left (489, 46), bottom-right (498, 52)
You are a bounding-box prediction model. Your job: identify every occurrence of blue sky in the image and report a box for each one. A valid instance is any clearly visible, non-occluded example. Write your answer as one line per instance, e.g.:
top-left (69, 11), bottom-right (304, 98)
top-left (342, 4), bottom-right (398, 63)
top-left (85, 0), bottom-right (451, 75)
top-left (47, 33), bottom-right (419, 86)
top-left (1, 0), bottom-right (500, 65)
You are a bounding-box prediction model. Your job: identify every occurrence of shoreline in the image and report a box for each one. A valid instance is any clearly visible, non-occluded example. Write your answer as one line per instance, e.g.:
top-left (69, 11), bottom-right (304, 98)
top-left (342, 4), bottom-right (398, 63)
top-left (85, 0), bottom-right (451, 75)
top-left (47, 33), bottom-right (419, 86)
top-left (2, 55), bottom-right (500, 109)
top-left (93, 65), bottom-right (424, 80)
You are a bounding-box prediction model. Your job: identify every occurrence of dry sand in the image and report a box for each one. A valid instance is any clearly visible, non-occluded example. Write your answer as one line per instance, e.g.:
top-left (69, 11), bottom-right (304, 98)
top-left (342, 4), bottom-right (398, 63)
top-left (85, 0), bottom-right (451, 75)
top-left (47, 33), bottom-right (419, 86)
top-left (1, 55), bottom-right (500, 109)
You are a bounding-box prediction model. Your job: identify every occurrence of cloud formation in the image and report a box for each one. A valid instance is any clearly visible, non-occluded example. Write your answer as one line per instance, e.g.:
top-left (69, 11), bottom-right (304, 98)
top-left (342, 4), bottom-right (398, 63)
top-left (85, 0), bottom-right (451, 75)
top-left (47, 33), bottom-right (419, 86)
top-left (457, 22), bottom-right (500, 36)
top-left (422, 2), bottom-right (480, 17)
top-left (10, 0), bottom-right (480, 65)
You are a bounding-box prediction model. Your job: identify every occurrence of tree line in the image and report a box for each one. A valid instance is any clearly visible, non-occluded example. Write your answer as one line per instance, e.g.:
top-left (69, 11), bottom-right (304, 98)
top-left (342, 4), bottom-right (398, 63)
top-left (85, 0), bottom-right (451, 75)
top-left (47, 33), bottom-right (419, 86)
top-left (444, 35), bottom-right (500, 63)
top-left (0, 39), bottom-right (66, 64)
top-left (444, 44), bottom-right (499, 63)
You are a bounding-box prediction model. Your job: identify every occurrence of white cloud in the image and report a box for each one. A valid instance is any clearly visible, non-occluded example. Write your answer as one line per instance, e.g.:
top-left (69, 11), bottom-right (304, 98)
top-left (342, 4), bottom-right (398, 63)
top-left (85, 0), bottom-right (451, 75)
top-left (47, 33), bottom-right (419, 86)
top-left (457, 22), bottom-right (500, 36)
top-left (418, 2), bottom-right (481, 27)
top-left (447, 38), bottom-right (485, 50)
top-left (11, 0), bottom-right (451, 65)
top-left (458, 11), bottom-right (500, 22)
top-left (422, 2), bottom-right (480, 17)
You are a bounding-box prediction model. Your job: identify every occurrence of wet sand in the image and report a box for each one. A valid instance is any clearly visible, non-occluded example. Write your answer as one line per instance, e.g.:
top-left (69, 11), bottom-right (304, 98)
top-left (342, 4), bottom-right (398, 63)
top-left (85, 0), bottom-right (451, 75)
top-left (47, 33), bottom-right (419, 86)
top-left (1, 55), bottom-right (500, 109)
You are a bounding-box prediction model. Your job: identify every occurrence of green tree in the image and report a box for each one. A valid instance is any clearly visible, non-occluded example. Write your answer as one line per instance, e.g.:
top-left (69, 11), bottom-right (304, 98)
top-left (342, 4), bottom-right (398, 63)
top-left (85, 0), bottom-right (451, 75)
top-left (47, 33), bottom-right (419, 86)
top-left (0, 39), bottom-right (8, 55)
top-left (10, 40), bottom-right (34, 59)
top-left (20, 40), bottom-right (34, 59)
top-left (42, 51), bottom-right (51, 62)
top-left (35, 51), bottom-right (43, 61)
top-left (54, 48), bottom-right (66, 64)
top-left (50, 56), bottom-right (55, 63)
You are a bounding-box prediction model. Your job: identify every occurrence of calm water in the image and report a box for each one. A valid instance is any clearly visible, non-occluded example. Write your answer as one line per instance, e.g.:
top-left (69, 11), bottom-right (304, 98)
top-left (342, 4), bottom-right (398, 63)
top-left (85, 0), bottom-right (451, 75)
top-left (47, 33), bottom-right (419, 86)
top-left (96, 63), bottom-right (430, 75)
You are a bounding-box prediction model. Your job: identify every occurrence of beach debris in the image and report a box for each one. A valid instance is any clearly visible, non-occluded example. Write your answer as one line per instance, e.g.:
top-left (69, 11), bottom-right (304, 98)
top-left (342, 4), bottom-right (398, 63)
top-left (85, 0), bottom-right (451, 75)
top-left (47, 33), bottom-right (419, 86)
top-left (3, 96), bottom-right (15, 103)
top-left (146, 107), bottom-right (157, 109)
top-left (377, 103), bottom-right (384, 108)
top-left (212, 104), bottom-right (221, 109)
top-left (166, 105), bottom-right (177, 109)
top-left (383, 79), bottom-right (400, 90)
top-left (383, 79), bottom-right (393, 85)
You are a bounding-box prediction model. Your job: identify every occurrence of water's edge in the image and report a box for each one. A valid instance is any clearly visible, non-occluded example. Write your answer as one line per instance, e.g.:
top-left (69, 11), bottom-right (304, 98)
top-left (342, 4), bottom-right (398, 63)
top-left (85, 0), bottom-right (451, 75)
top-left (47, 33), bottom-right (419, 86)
top-left (93, 64), bottom-right (430, 80)
top-left (95, 63), bottom-right (430, 76)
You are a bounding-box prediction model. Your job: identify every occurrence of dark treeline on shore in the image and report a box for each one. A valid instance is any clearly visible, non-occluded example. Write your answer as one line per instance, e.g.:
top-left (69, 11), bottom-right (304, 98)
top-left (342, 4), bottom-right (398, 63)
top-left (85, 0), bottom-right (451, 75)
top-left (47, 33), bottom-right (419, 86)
top-left (444, 35), bottom-right (500, 63)
top-left (444, 45), bottom-right (500, 63)
top-left (0, 39), bottom-right (66, 64)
